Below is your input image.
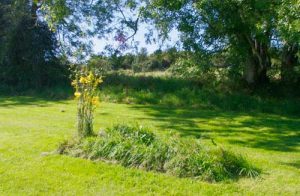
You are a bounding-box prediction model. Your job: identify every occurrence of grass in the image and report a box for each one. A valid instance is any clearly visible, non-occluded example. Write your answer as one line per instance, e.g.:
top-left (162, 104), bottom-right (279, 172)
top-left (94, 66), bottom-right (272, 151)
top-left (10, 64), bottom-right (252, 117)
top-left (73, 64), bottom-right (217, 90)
top-left (100, 72), bottom-right (300, 116)
top-left (60, 124), bottom-right (259, 182)
top-left (2, 71), bottom-right (299, 116)
top-left (0, 95), bottom-right (299, 195)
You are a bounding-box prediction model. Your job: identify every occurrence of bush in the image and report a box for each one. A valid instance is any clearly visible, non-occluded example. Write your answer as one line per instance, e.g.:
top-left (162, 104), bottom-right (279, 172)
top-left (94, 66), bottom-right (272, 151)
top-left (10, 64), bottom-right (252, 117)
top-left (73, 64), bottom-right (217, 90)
top-left (60, 124), bottom-right (260, 182)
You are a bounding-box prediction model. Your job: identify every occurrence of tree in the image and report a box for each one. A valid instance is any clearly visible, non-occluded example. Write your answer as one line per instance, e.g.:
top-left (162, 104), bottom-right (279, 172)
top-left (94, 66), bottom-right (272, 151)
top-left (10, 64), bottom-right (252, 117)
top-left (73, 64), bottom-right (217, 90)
top-left (0, 0), bottom-right (12, 64)
top-left (146, 0), bottom-right (299, 85)
top-left (40, 0), bottom-right (144, 58)
top-left (277, 0), bottom-right (300, 82)
top-left (0, 0), bottom-right (68, 89)
top-left (39, 0), bottom-right (299, 85)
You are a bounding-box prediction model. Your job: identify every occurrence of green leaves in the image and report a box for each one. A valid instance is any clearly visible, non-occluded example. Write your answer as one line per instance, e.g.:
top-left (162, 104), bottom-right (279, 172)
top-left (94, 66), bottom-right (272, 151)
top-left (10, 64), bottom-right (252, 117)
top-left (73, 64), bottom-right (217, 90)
top-left (41, 0), bottom-right (71, 30)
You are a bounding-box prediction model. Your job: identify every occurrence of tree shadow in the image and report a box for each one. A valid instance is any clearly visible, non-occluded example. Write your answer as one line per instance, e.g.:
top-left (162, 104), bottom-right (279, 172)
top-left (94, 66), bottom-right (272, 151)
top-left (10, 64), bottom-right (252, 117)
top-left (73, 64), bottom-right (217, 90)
top-left (281, 160), bottom-right (300, 169)
top-left (130, 105), bottom-right (300, 152)
top-left (0, 96), bottom-right (69, 108)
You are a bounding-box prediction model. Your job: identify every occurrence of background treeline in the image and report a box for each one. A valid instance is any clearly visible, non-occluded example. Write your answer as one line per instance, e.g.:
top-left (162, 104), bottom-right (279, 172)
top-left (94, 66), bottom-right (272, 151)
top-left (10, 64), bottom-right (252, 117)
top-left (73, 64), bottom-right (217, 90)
top-left (88, 48), bottom-right (300, 87)
top-left (0, 0), bottom-right (299, 93)
top-left (88, 48), bottom-right (178, 72)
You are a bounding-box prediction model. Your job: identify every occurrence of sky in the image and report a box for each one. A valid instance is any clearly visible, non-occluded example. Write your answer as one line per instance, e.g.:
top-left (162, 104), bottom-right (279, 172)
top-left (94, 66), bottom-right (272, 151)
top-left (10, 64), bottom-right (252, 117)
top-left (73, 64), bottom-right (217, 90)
top-left (91, 23), bottom-right (180, 55)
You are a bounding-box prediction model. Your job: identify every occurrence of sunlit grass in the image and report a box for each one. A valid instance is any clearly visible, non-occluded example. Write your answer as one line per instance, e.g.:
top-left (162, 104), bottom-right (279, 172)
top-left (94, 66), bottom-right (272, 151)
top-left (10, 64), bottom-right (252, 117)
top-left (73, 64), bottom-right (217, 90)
top-left (0, 96), bottom-right (299, 194)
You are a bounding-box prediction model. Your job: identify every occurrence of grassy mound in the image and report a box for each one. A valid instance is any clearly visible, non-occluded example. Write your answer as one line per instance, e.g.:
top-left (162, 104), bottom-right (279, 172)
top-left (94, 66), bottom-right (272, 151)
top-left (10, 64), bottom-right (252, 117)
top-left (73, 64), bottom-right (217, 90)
top-left (59, 124), bottom-right (260, 182)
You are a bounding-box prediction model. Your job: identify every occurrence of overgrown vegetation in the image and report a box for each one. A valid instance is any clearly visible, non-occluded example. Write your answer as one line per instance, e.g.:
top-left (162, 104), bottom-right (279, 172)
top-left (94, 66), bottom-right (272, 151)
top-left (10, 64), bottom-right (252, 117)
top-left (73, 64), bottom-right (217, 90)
top-left (59, 124), bottom-right (259, 182)
top-left (100, 71), bottom-right (300, 116)
top-left (2, 70), bottom-right (299, 116)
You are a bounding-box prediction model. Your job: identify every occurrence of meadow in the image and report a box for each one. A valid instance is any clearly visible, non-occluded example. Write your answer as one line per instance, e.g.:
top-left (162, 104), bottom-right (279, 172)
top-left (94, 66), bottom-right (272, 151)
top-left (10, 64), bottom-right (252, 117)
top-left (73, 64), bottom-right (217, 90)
top-left (0, 73), bottom-right (299, 195)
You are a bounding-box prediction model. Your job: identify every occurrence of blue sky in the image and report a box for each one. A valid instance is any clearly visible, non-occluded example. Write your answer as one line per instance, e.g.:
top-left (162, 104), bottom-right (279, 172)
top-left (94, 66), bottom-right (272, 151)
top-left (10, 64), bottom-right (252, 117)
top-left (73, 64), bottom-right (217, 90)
top-left (91, 23), bottom-right (180, 54)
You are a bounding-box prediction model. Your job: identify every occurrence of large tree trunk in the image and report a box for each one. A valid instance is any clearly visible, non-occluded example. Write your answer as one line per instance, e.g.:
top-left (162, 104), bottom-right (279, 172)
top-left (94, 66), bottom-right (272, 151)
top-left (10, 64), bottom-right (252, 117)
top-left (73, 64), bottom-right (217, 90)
top-left (281, 43), bottom-right (298, 83)
top-left (243, 56), bottom-right (268, 85)
top-left (244, 60), bottom-right (257, 84)
top-left (243, 38), bottom-right (270, 85)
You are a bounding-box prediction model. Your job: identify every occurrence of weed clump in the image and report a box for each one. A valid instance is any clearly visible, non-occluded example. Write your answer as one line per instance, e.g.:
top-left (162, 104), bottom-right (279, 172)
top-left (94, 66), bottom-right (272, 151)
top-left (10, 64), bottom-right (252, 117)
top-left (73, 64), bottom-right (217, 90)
top-left (60, 124), bottom-right (259, 182)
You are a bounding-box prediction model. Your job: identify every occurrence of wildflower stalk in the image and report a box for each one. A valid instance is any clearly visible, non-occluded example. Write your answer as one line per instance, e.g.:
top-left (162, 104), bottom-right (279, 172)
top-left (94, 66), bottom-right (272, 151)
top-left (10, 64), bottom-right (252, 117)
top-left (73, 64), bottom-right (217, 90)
top-left (72, 68), bottom-right (102, 138)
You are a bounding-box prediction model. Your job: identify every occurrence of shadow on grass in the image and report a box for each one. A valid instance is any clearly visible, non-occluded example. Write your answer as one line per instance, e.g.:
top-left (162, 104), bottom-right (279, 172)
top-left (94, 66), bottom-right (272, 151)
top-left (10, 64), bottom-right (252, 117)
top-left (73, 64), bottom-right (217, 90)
top-left (130, 104), bottom-right (300, 152)
top-left (0, 96), bottom-right (69, 108)
top-left (105, 75), bottom-right (300, 151)
top-left (1, 73), bottom-right (299, 153)
top-left (0, 86), bottom-right (72, 107)
top-left (282, 160), bottom-right (300, 169)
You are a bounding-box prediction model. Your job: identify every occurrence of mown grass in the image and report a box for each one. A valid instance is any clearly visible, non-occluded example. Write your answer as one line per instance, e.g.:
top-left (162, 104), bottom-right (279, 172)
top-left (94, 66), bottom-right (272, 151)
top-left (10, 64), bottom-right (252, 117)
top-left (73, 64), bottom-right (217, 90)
top-left (1, 71), bottom-right (300, 194)
top-left (0, 95), bottom-right (299, 195)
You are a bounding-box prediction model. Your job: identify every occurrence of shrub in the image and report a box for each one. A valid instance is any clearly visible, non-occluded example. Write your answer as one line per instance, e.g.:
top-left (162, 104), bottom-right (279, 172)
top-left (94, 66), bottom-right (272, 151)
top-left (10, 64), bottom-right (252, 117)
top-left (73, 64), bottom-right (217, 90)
top-left (60, 124), bottom-right (260, 182)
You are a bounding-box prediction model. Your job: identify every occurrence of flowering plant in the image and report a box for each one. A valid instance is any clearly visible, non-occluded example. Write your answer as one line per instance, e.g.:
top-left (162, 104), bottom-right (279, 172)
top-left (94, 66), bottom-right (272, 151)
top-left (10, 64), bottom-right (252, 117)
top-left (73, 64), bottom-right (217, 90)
top-left (72, 69), bottom-right (103, 138)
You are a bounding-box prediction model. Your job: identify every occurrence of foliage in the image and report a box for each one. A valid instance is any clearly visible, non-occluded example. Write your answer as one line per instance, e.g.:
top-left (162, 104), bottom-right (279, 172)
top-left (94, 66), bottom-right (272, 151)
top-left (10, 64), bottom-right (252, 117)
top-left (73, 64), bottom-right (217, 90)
top-left (167, 52), bottom-right (217, 82)
top-left (87, 55), bottom-right (112, 75)
top-left (72, 69), bottom-right (103, 138)
top-left (60, 124), bottom-right (260, 181)
top-left (0, 0), bottom-right (69, 89)
top-left (88, 47), bottom-right (179, 73)
top-left (146, 0), bottom-right (300, 84)
top-left (41, 0), bottom-right (144, 58)
top-left (3, 0), bottom-right (298, 89)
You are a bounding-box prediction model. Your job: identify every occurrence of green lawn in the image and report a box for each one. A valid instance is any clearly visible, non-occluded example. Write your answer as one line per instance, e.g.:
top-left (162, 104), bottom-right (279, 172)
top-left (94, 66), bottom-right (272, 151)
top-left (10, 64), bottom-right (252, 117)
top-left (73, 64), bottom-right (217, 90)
top-left (0, 96), bottom-right (299, 195)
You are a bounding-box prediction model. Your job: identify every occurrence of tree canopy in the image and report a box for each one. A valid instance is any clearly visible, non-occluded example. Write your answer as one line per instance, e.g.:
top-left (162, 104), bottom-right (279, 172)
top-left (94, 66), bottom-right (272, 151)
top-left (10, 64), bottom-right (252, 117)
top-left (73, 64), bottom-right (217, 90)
top-left (147, 0), bottom-right (300, 84)
top-left (1, 0), bottom-right (299, 89)
top-left (0, 0), bottom-right (68, 89)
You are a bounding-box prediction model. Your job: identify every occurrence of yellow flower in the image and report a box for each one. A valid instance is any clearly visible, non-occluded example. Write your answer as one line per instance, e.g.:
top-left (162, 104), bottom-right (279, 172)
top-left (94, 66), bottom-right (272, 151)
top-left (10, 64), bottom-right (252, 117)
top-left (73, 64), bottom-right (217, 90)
top-left (71, 80), bottom-right (77, 86)
top-left (74, 92), bottom-right (81, 98)
top-left (87, 72), bottom-right (94, 81)
top-left (94, 78), bottom-right (103, 86)
top-left (92, 96), bottom-right (100, 106)
top-left (79, 76), bottom-right (88, 84)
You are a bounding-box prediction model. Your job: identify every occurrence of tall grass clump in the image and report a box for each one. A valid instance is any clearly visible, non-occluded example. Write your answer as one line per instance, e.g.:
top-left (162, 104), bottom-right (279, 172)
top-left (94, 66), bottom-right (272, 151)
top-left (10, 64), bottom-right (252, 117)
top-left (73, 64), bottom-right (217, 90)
top-left (60, 124), bottom-right (260, 182)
